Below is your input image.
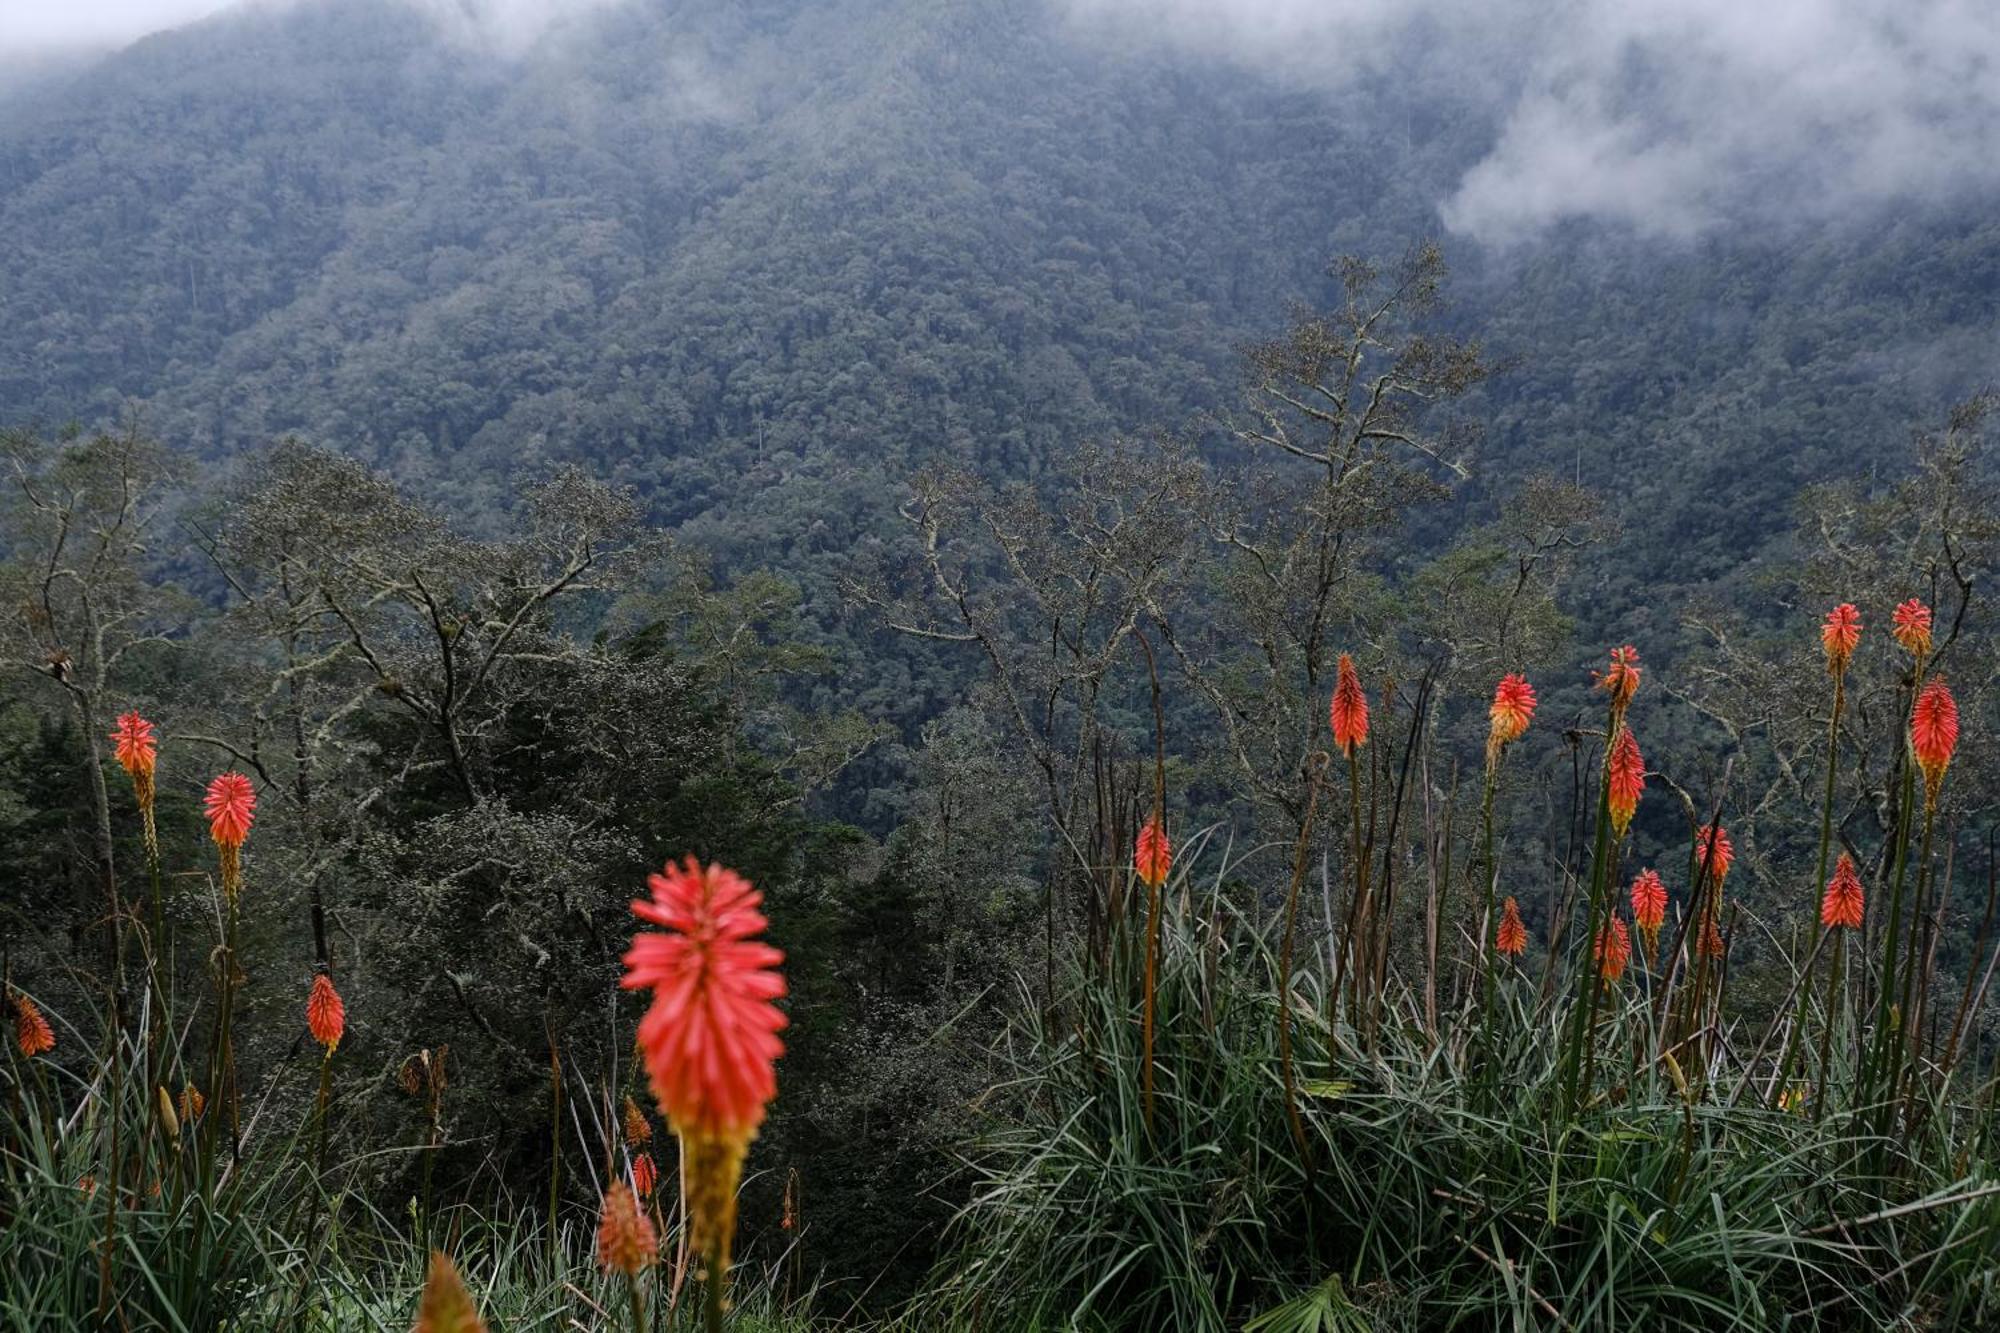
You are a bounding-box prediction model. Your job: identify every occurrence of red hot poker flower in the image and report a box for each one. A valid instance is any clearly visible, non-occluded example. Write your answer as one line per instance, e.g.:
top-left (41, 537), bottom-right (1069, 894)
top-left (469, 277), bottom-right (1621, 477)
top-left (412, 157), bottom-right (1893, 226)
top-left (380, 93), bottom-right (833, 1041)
top-left (1594, 914), bottom-right (1632, 984)
top-left (1821, 854), bottom-right (1865, 931)
top-left (307, 973), bottom-right (345, 1052)
top-left (1495, 896), bottom-right (1528, 957)
top-left (1489, 674), bottom-right (1537, 746)
top-left (623, 1096), bottom-right (652, 1146)
top-left (1607, 727), bottom-right (1645, 837)
top-left (1697, 910), bottom-right (1727, 961)
top-left (1594, 645), bottom-right (1642, 711)
top-left (204, 773), bottom-right (256, 849)
top-left (1911, 677), bottom-right (1958, 808)
top-left (414, 1252), bottom-right (489, 1333)
top-left (1630, 869), bottom-right (1667, 941)
top-left (110, 711), bottom-right (158, 780)
top-left (1821, 604), bottom-right (1862, 675)
top-left (596, 1180), bottom-right (659, 1277)
top-left (631, 1150), bottom-right (658, 1199)
top-left (1696, 821), bottom-right (1734, 885)
top-left (1892, 599), bottom-right (1933, 656)
top-left (1329, 653), bottom-right (1369, 756)
top-left (623, 856), bottom-right (786, 1275)
top-left (1134, 818), bottom-right (1171, 891)
top-left (14, 990), bottom-right (55, 1057)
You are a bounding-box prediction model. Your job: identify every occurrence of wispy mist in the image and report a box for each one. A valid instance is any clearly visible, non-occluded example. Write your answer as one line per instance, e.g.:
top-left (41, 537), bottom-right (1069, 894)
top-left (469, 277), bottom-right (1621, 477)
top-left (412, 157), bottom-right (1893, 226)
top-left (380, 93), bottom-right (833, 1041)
top-left (0, 0), bottom-right (631, 60)
top-left (1060, 0), bottom-right (2000, 242)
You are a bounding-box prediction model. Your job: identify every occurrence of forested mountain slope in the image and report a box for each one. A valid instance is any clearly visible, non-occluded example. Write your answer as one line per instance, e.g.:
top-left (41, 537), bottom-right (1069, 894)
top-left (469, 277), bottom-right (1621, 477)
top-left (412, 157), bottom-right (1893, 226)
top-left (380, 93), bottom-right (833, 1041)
top-left (2, 0), bottom-right (1996, 624)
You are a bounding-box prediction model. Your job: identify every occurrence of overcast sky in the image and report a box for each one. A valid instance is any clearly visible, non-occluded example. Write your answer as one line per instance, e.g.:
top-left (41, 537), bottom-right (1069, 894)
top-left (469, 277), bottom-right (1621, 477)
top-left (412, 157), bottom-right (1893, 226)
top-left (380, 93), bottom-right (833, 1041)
top-left (6, 0), bottom-right (1997, 244)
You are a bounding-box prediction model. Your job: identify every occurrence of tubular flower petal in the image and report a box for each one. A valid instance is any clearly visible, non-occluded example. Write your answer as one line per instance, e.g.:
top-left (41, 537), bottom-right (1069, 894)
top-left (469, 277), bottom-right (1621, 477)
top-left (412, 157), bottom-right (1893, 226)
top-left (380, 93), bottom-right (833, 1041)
top-left (1594, 914), bottom-right (1632, 984)
top-left (1821, 604), bottom-right (1862, 675)
top-left (1495, 896), bottom-right (1528, 957)
top-left (1594, 645), bottom-right (1642, 712)
top-left (1488, 674), bottom-right (1537, 749)
top-left (1607, 728), bottom-right (1645, 837)
top-left (1892, 599), bottom-right (1933, 656)
top-left (631, 1150), bottom-right (658, 1200)
top-left (597, 1180), bottom-right (659, 1276)
top-left (1134, 818), bottom-right (1171, 891)
top-left (204, 772), bottom-right (256, 848)
top-left (622, 857), bottom-right (786, 1274)
top-left (1912, 677), bottom-right (1958, 808)
top-left (307, 973), bottom-right (346, 1052)
top-left (13, 991), bottom-right (54, 1057)
top-left (1329, 653), bottom-right (1369, 756)
top-left (622, 1095), bottom-right (652, 1146)
top-left (1629, 869), bottom-right (1667, 943)
top-left (1696, 821), bottom-right (1733, 885)
top-left (413, 1252), bottom-right (488, 1333)
top-left (1820, 853), bottom-right (1865, 931)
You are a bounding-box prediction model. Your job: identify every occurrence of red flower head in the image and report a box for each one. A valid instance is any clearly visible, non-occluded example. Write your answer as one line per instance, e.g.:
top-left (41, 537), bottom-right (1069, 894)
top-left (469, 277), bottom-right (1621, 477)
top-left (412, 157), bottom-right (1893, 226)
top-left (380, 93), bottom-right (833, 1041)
top-left (414, 1252), bottom-right (488, 1333)
top-left (1820, 853), bottom-right (1864, 931)
top-left (1134, 817), bottom-right (1171, 891)
top-left (1607, 727), bottom-right (1645, 837)
top-left (13, 990), bottom-right (55, 1058)
top-left (1594, 913), bottom-right (1632, 984)
top-left (110, 711), bottom-right (157, 780)
top-left (307, 973), bottom-right (345, 1052)
top-left (623, 856), bottom-right (786, 1273)
top-left (1911, 677), bottom-right (1958, 808)
top-left (1696, 821), bottom-right (1733, 885)
top-left (596, 1180), bottom-right (659, 1277)
top-left (204, 772), bottom-right (256, 849)
top-left (631, 1150), bottom-right (658, 1199)
top-left (622, 1095), bottom-right (652, 1146)
top-left (1594, 645), bottom-right (1642, 712)
top-left (1892, 599), bottom-right (1933, 657)
top-left (1329, 653), bottom-right (1369, 756)
top-left (1629, 868), bottom-right (1667, 941)
top-left (1495, 896), bottom-right (1528, 957)
top-left (1821, 604), bottom-right (1862, 675)
top-left (1488, 674), bottom-right (1537, 748)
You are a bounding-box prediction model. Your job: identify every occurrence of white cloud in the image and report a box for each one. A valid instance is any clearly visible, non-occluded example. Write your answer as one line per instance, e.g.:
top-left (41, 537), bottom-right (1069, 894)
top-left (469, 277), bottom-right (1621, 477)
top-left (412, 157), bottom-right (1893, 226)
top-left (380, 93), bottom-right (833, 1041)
top-left (1060, 0), bottom-right (2000, 242)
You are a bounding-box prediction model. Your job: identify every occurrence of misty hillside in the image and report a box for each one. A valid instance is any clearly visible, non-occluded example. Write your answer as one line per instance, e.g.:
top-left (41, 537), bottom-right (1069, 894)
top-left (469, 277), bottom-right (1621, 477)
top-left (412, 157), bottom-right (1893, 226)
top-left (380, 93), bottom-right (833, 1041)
top-left (5, 0), bottom-right (1994, 601)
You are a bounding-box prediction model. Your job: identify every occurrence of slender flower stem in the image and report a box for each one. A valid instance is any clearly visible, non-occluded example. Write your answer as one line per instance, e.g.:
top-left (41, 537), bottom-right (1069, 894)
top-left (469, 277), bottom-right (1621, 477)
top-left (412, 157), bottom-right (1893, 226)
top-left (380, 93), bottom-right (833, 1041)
top-left (1474, 764), bottom-right (1501, 1092)
top-left (627, 1274), bottom-right (647, 1333)
top-left (1776, 670), bottom-right (1845, 1102)
top-left (1278, 755), bottom-right (1328, 1163)
top-left (1562, 704), bottom-right (1619, 1115)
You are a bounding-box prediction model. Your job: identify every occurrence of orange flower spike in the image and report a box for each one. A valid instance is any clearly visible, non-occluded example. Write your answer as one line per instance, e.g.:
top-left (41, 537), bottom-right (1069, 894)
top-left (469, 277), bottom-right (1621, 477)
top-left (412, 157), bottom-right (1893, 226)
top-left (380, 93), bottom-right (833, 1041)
top-left (1696, 821), bottom-right (1733, 885)
top-left (1697, 910), bottom-right (1727, 960)
top-left (1594, 914), bottom-right (1632, 984)
top-left (307, 973), bottom-right (346, 1053)
top-left (14, 991), bottom-right (55, 1057)
top-left (110, 711), bottom-right (158, 784)
top-left (1820, 853), bottom-right (1865, 931)
top-left (1820, 603), bottom-right (1862, 675)
top-left (622, 857), bottom-right (786, 1275)
top-left (1911, 677), bottom-right (1958, 808)
top-left (622, 1095), bottom-right (652, 1146)
top-left (596, 1180), bottom-right (659, 1276)
top-left (1629, 868), bottom-right (1667, 941)
top-left (204, 772), bottom-right (257, 848)
top-left (1607, 728), bottom-right (1645, 837)
top-left (1329, 653), bottom-right (1369, 756)
top-left (413, 1252), bottom-right (488, 1333)
top-left (631, 1150), bottom-right (658, 1200)
top-left (1594, 645), bottom-right (1642, 712)
top-left (1488, 674), bottom-right (1537, 746)
top-left (1892, 598), bottom-right (1933, 657)
top-left (1134, 817), bottom-right (1171, 891)
top-left (1495, 896), bottom-right (1528, 957)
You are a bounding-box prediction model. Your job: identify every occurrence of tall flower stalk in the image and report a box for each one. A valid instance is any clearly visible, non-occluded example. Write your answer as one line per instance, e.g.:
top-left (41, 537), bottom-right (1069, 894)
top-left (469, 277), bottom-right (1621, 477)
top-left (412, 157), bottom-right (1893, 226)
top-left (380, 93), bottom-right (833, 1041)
top-left (1775, 605), bottom-right (1861, 1102)
top-left (1563, 646), bottom-right (1639, 1114)
top-left (623, 857), bottom-right (786, 1332)
top-left (201, 771), bottom-right (256, 1168)
top-left (1329, 653), bottom-right (1369, 1023)
top-left (1475, 674), bottom-right (1535, 1085)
